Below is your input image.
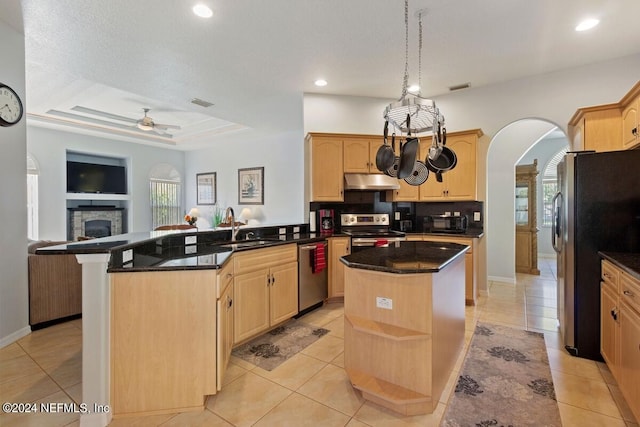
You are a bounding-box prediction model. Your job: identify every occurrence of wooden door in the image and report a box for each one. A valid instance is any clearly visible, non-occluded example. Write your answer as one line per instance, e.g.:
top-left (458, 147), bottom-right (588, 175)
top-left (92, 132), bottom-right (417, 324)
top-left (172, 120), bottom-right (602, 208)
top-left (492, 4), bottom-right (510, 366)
top-left (368, 136), bottom-right (384, 174)
top-left (329, 237), bottom-right (350, 298)
top-left (622, 96), bottom-right (639, 149)
top-left (619, 301), bottom-right (640, 421)
top-left (233, 269), bottom-right (270, 343)
top-left (445, 135), bottom-right (477, 200)
top-left (343, 138), bottom-right (370, 173)
top-left (310, 136), bottom-right (344, 201)
top-left (217, 282), bottom-right (234, 390)
top-left (600, 285), bottom-right (618, 375)
top-left (269, 261), bottom-right (299, 325)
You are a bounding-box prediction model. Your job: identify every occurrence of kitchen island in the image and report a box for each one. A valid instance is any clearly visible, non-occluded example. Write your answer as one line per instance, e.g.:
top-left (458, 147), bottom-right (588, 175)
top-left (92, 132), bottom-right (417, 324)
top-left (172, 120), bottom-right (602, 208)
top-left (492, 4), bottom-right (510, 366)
top-left (340, 241), bottom-right (468, 416)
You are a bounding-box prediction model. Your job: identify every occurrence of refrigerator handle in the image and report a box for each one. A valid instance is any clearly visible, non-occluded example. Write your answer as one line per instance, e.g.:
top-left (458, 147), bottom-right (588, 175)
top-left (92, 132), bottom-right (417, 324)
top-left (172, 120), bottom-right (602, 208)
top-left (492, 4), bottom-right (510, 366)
top-left (551, 191), bottom-right (563, 253)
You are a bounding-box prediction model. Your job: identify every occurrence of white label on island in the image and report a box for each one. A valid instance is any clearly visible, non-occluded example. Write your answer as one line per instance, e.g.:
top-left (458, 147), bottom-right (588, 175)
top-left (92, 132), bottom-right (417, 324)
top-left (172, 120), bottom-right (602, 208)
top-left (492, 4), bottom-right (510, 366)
top-left (376, 297), bottom-right (393, 310)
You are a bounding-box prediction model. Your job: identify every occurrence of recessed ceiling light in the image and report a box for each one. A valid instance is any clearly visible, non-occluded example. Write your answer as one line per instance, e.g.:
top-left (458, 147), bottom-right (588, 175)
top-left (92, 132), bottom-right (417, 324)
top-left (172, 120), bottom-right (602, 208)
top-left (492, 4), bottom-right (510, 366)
top-left (575, 18), bottom-right (599, 32)
top-left (408, 84), bottom-right (420, 93)
top-left (314, 79), bottom-right (328, 87)
top-left (193, 4), bottom-right (213, 18)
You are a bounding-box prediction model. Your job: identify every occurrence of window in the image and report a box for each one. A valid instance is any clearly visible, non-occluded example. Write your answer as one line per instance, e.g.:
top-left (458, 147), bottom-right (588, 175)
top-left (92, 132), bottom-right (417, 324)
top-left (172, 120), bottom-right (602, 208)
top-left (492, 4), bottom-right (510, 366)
top-left (149, 164), bottom-right (182, 229)
top-left (541, 148), bottom-right (568, 227)
top-left (27, 154), bottom-right (39, 240)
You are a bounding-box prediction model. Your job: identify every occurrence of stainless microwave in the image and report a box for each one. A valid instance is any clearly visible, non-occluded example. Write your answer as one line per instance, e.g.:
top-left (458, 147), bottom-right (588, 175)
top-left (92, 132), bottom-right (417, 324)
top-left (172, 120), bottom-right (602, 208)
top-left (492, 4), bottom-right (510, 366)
top-left (424, 215), bottom-right (468, 233)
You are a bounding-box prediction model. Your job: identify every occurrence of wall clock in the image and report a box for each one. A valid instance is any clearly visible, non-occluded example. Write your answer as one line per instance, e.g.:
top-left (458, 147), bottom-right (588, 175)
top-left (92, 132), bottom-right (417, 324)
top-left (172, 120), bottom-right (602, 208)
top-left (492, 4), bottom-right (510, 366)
top-left (0, 83), bottom-right (24, 127)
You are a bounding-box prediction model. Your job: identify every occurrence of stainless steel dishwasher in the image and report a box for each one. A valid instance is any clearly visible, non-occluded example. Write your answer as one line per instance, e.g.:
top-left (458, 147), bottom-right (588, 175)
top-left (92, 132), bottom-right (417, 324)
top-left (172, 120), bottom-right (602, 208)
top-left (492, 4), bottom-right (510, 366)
top-left (297, 241), bottom-right (328, 314)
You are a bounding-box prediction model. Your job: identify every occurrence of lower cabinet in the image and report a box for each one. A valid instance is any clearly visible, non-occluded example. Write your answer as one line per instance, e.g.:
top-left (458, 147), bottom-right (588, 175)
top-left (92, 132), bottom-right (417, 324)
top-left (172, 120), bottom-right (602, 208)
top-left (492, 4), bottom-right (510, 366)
top-left (328, 236), bottom-right (350, 299)
top-left (232, 244), bottom-right (298, 344)
top-left (600, 259), bottom-right (640, 422)
top-left (216, 279), bottom-right (234, 390)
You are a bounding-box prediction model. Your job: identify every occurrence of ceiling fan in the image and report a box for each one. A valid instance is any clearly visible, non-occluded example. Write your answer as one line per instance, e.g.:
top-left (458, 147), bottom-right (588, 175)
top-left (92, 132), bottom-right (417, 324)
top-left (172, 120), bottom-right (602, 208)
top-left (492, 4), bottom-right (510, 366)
top-left (70, 106), bottom-right (181, 136)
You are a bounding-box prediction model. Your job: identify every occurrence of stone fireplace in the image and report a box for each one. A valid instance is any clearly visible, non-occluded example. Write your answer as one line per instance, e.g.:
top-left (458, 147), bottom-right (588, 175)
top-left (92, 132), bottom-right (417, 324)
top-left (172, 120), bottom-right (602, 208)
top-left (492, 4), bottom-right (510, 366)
top-left (68, 207), bottom-right (124, 241)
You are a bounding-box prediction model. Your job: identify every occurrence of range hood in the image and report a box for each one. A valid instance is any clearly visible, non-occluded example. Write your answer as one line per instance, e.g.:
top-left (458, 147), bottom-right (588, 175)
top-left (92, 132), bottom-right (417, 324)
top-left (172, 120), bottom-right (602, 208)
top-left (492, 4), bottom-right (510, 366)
top-left (344, 173), bottom-right (400, 191)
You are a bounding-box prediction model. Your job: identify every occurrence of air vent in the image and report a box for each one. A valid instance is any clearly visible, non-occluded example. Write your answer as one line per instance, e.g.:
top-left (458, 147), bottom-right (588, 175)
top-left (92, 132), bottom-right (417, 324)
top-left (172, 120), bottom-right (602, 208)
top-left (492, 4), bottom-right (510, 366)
top-left (448, 82), bottom-right (471, 92)
top-left (191, 98), bottom-right (214, 108)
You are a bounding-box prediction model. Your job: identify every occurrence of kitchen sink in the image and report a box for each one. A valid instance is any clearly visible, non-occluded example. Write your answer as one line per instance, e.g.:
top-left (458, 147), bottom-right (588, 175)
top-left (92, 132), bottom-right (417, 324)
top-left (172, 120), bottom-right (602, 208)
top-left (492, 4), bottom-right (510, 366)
top-left (219, 239), bottom-right (279, 250)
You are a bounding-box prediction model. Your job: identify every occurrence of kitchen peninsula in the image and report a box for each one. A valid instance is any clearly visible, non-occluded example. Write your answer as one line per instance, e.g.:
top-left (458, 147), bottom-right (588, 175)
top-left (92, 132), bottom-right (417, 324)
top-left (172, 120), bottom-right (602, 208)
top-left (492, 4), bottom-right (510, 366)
top-left (340, 241), bottom-right (468, 415)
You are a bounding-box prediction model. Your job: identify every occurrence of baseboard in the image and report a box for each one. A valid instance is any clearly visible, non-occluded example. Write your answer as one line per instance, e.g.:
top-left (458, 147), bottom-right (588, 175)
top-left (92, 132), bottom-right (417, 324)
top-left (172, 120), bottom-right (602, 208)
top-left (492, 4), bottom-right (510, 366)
top-left (488, 275), bottom-right (517, 285)
top-left (0, 325), bottom-right (31, 349)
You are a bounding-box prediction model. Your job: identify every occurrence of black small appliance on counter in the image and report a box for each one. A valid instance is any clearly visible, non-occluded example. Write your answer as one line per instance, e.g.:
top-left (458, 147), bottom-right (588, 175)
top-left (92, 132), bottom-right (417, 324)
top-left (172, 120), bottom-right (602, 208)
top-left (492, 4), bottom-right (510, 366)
top-left (424, 215), bottom-right (468, 233)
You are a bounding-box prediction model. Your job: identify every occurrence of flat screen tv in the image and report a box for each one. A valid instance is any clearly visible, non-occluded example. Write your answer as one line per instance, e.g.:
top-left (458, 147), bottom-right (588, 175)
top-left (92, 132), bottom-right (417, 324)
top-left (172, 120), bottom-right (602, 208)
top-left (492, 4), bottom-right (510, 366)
top-left (66, 161), bottom-right (127, 194)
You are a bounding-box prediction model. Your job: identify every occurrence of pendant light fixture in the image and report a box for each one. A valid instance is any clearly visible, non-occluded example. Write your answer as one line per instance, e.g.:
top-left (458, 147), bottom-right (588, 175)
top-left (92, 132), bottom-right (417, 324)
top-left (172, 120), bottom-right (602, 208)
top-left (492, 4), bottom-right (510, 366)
top-left (383, 0), bottom-right (444, 135)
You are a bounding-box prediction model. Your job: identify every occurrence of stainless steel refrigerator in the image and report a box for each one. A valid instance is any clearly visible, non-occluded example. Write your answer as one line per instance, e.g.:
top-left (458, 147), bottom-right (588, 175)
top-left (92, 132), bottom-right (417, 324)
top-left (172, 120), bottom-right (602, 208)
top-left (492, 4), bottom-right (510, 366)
top-left (552, 150), bottom-right (640, 360)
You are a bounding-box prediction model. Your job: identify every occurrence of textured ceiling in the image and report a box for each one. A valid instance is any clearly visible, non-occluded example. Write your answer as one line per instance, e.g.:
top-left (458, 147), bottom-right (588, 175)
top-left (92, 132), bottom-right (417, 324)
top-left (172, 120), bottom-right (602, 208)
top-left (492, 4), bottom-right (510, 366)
top-left (4, 0), bottom-right (640, 149)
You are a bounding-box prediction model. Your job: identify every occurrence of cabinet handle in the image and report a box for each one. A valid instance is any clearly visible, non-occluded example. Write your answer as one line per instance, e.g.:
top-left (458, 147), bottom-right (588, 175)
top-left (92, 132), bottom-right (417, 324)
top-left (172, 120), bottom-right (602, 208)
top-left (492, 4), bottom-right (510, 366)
top-left (632, 127), bottom-right (638, 136)
top-left (271, 274), bottom-right (276, 285)
top-left (226, 273), bottom-right (233, 279)
top-left (603, 272), bottom-right (611, 279)
top-left (267, 274), bottom-right (271, 286)
top-left (623, 290), bottom-right (635, 297)
top-left (610, 308), bottom-right (618, 321)
top-left (228, 297), bottom-right (233, 309)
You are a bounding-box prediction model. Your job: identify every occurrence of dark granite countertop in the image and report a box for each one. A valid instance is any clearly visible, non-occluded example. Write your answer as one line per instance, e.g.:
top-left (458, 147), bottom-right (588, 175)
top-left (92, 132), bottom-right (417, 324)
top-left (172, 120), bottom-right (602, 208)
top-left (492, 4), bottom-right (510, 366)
top-left (35, 224), bottom-right (334, 272)
top-left (402, 231), bottom-right (484, 238)
top-left (340, 241), bottom-right (469, 274)
top-left (599, 252), bottom-right (640, 280)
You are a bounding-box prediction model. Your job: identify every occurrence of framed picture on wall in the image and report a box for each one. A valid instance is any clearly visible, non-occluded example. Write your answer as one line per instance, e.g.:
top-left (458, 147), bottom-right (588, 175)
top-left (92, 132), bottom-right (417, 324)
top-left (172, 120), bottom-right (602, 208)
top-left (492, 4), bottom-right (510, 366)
top-left (196, 172), bottom-right (216, 205)
top-left (238, 167), bottom-right (264, 205)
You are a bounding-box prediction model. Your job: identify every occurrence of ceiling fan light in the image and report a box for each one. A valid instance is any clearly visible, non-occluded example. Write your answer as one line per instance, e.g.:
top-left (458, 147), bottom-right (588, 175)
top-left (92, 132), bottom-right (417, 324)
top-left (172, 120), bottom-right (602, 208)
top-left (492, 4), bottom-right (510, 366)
top-left (137, 122), bottom-right (153, 131)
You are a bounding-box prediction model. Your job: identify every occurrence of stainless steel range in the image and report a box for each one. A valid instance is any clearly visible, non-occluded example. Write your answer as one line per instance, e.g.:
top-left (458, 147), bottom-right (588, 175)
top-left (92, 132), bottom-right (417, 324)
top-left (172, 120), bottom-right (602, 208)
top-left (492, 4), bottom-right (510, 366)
top-left (340, 213), bottom-right (406, 251)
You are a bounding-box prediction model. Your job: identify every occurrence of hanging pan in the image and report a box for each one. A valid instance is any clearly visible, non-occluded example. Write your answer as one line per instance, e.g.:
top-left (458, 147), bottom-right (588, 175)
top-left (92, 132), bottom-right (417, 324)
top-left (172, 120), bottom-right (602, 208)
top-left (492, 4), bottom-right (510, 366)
top-left (427, 120), bottom-right (443, 161)
top-left (385, 133), bottom-right (401, 177)
top-left (403, 160), bottom-right (429, 186)
top-left (397, 114), bottom-right (419, 179)
top-left (426, 144), bottom-right (457, 182)
top-left (376, 120), bottom-right (395, 172)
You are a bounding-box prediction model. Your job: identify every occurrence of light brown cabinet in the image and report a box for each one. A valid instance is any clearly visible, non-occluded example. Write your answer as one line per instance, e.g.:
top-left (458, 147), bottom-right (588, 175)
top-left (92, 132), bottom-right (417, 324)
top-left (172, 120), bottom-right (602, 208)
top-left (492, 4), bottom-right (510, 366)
top-left (621, 83), bottom-right (640, 149)
top-left (417, 130), bottom-right (479, 201)
top-left (328, 236), bottom-right (350, 299)
top-left (515, 161), bottom-right (540, 275)
top-left (421, 234), bottom-right (479, 305)
top-left (216, 260), bottom-right (234, 390)
top-left (307, 133), bottom-right (344, 201)
top-left (343, 136), bottom-right (383, 174)
top-left (233, 244), bottom-right (298, 344)
top-left (600, 259), bottom-right (640, 422)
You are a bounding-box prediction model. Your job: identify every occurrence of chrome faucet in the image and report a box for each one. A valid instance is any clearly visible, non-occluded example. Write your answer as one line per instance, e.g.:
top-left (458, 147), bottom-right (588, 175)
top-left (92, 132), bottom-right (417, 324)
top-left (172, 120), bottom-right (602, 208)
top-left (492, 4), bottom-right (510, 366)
top-left (225, 207), bottom-right (239, 241)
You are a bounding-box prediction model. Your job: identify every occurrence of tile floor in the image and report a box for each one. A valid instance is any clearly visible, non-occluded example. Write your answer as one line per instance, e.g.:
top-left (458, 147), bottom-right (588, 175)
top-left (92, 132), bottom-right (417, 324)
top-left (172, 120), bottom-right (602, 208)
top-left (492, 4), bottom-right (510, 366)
top-left (1, 256), bottom-right (638, 426)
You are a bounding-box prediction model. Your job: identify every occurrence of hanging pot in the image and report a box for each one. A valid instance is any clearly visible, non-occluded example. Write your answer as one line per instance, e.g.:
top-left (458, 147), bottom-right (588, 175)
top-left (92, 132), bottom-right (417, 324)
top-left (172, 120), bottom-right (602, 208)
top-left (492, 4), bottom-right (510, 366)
top-left (398, 114), bottom-right (419, 179)
top-left (426, 145), bottom-right (457, 182)
top-left (376, 120), bottom-right (395, 172)
top-left (385, 133), bottom-right (401, 177)
top-left (428, 120), bottom-right (443, 161)
top-left (403, 160), bottom-right (429, 186)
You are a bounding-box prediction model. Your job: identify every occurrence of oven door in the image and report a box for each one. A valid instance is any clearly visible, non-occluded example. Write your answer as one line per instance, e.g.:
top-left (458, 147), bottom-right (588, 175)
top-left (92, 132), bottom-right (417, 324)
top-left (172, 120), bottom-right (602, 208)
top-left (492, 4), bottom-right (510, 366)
top-left (350, 238), bottom-right (403, 253)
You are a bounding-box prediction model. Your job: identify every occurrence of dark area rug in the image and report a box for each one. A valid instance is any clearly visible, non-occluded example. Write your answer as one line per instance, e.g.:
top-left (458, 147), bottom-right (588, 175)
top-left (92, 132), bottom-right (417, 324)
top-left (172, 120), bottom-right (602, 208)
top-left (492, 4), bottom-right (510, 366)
top-left (231, 319), bottom-right (329, 371)
top-left (441, 322), bottom-right (561, 427)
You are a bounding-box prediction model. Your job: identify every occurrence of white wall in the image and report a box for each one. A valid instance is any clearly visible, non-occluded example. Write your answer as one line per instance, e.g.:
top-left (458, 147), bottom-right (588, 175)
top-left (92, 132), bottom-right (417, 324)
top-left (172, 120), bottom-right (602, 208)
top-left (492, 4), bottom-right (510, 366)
top-left (184, 129), bottom-right (305, 227)
top-left (27, 126), bottom-right (185, 239)
top-left (0, 20), bottom-right (30, 346)
top-left (304, 54), bottom-right (640, 287)
top-left (518, 136), bottom-right (570, 257)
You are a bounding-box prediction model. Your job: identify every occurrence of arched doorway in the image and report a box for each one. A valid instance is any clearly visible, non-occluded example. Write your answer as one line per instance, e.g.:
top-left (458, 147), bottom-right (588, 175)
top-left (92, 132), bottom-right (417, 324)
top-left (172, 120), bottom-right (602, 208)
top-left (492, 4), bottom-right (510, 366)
top-left (485, 118), bottom-right (568, 285)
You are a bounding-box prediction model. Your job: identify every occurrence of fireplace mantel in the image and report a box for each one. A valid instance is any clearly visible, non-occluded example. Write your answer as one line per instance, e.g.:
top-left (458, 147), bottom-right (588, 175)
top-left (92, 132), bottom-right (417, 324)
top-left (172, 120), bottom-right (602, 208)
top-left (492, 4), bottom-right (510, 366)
top-left (68, 207), bottom-right (124, 241)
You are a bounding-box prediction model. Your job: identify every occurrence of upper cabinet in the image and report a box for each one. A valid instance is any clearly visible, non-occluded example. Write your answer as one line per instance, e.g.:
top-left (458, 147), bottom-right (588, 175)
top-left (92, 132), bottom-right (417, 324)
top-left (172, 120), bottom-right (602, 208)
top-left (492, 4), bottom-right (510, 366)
top-left (307, 133), bottom-right (344, 202)
top-left (417, 129), bottom-right (480, 201)
top-left (569, 81), bottom-right (640, 152)
top-left (343, 136), bottom-right (384, 174)
top-left (569, 104), bottom-right (621, 152)
top-left (621, 82), bottom-right (640, 150)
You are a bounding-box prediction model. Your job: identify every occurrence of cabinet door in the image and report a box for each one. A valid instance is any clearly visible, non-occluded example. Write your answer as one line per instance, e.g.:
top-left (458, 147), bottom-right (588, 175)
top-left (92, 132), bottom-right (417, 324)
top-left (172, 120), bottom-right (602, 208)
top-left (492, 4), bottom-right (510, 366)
top-left (233, 269), bottom-right (270, 344)
top-left (269, 261), bottom-right (299, 325)
top-left (600, 285), bottom-right (618, 375)
top-left (583, 108), bottom-right (622, 152)
top-left (622, 96), bottom-right (639, 149)
top-left (310, 136), bottom-right (344, 201)
top-left (329, 237), bottom-right (350, 298)
top-left (368, 136), bottom-right (384, 174)
top-left (515, 230), bottom-right (532, 272)
top-left (391, 178), bottom-right (420, 201)
top-left (445, 135), bottom-right (477, 200)
top-left (619, 301), bottom-right (640, 421)
top-left (217, 282), bottom-right (234, 390)
top-left (344, 139), bottom-right (371, 173)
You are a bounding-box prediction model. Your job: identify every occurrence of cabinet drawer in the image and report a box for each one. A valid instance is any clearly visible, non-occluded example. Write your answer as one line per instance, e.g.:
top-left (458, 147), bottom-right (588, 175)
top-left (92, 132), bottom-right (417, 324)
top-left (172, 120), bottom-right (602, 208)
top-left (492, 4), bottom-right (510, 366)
top-left (217, 259), bottom-right (234, 299)
top-left (233, 244), bottom-right (297, 275)
top-left (620, 272), bottom-right (640, 315)
top-left (601, 260), bottom-right (619, 294)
